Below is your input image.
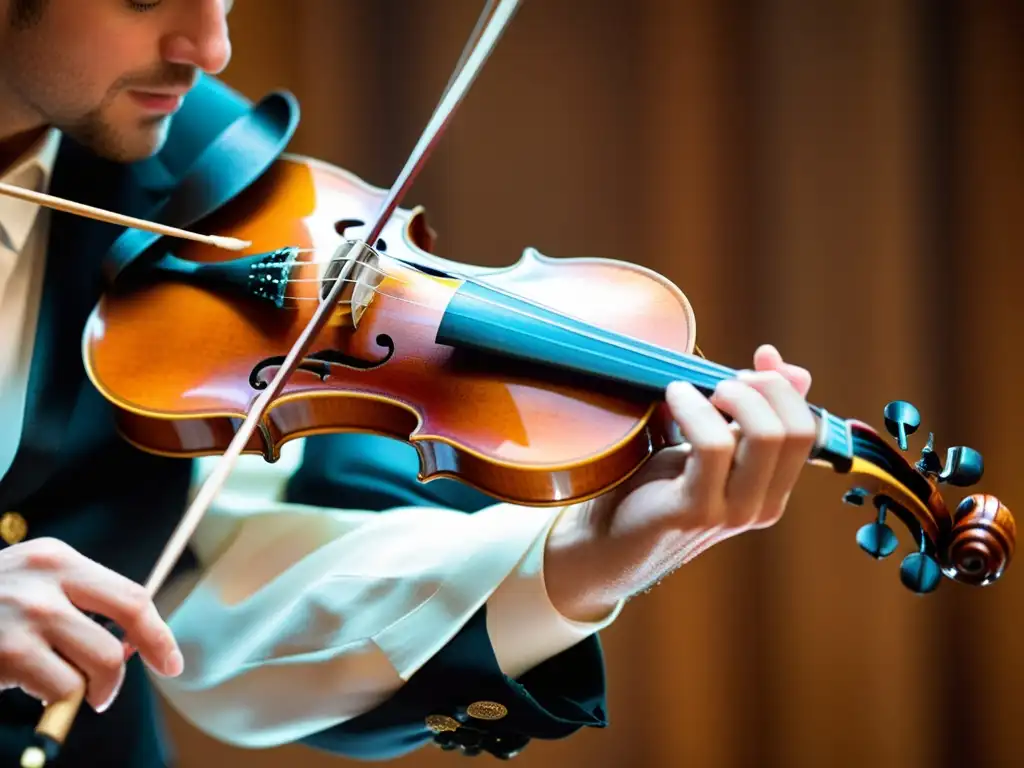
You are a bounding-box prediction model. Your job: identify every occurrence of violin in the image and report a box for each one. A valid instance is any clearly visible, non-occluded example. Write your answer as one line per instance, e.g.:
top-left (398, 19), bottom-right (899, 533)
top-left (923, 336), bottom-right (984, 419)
top-left (10, 0), bottom-right (1015, 766)
top-left (83, 154), bottom-right (1017, 590)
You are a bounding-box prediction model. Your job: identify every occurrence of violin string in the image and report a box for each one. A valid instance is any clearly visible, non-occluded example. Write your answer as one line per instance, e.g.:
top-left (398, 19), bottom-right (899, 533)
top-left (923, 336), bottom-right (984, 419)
top-left (273, 252), bottom-right (404, 282)
top-left (269, 242), bottom-right (837, 432)
top-left (275, 253), bottom-right (847, 437)
top-left (286, 249), bottom-right (766, 388)
top-left (270, 246), bottom-right (797, 427)
top-left (280, 290), bottom-right (423, 308)
top-left (414, 273), bottom-right (851, 434)
top-left (287, 277), bottom-right (382, 283)
top-left (318, 250), bottom-right (737, 382)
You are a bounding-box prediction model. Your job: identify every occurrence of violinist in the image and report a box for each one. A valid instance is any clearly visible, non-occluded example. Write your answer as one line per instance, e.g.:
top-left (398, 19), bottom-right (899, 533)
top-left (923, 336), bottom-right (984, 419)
top-left (0, 1), bottom-right (819, 766)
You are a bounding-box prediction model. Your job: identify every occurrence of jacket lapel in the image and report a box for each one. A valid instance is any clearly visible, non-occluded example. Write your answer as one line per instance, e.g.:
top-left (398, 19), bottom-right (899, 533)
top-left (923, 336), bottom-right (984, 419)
top-left (0, 138), bottom-right (160, 508)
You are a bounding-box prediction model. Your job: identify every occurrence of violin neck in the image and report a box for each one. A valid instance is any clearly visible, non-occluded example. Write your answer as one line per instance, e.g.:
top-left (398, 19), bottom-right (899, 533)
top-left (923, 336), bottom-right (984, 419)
top-left (435, 279), bottom-right (855, 466)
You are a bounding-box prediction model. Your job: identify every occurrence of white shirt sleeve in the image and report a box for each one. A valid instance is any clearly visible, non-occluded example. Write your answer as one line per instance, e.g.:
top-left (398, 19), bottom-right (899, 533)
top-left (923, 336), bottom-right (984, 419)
top-left (148, 439), bottom-right (623, 749)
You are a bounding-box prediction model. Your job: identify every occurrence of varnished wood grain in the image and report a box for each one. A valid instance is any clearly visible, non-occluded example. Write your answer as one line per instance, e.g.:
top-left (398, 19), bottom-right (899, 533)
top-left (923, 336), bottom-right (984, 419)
top-left (83, 155), bottom-right (697, 505)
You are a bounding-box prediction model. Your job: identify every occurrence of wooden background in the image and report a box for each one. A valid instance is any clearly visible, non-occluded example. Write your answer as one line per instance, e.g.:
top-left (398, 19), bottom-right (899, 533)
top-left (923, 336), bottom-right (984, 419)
top-left (159, 1), bottom-right (1024, 766)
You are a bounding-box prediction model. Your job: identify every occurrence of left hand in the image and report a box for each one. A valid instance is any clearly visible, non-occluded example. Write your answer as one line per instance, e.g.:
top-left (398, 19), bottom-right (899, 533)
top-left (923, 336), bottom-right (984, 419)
top-left (543, 344), bottom-right (816, 622)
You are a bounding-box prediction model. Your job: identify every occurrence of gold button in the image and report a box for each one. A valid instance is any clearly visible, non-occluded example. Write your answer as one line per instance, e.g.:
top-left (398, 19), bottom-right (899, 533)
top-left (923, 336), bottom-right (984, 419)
top-left (0, 512), bottom-right (27, 545)
top-left (466, 701), bottom-right (507, 721)
top-left (425, 715), bottom-right (460, 733)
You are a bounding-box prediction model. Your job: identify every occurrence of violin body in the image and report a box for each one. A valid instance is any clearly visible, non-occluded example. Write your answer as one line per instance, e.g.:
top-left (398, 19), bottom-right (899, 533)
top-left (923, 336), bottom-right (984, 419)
top-left (83, 153), bottom-right (694, 505)
top-left (82, 152), bottom-right (1016, 592)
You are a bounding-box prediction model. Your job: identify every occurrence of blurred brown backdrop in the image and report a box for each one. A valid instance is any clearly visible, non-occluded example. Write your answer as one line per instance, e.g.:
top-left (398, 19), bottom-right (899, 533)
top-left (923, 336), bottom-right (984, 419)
top-left (159, 1), bottom-right (1024, 766)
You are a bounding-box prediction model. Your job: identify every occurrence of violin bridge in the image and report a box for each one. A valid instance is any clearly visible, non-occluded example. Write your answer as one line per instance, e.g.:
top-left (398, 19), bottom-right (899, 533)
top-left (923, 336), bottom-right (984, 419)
top-left (321, 239), bottom-right (384, 329)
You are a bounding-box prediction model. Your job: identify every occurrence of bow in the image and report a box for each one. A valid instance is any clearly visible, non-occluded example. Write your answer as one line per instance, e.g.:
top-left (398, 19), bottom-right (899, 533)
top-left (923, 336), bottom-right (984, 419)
top-left (18, 1), bottom-right (519, 765)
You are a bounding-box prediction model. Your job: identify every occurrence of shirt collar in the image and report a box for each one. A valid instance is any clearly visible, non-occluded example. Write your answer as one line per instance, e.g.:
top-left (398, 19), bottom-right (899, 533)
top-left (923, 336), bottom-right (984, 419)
top-left (0, 127), bottom-right (63, 253)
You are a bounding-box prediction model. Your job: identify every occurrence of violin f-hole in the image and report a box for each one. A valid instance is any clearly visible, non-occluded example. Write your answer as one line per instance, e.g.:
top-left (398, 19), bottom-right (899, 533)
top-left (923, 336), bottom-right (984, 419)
top-left (247, 334), bottom-right (397, 390)
top-left (247, 239), bottom-right (396, 390)
top-left (334, 218), bottom-right (386, 251)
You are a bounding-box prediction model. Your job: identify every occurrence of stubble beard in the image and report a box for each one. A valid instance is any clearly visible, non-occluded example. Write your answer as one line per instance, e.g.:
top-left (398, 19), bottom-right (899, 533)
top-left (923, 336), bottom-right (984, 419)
top-left (59, 100), bottom-right (171, 163)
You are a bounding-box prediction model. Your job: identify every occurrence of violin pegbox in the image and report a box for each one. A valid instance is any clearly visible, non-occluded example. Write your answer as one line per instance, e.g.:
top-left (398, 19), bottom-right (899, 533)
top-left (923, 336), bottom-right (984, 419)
top-left (837, 401), bottom-right (1015, 595)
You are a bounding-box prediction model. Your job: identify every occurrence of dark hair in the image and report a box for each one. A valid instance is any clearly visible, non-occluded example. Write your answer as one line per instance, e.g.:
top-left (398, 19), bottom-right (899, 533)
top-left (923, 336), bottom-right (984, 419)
top-left (9, 0), bottom-right (47, 28)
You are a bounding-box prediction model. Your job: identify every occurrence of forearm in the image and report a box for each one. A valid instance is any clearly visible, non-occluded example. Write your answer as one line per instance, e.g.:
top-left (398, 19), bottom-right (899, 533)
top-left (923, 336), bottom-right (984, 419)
top-left (150, 442), bottom-right (620, 748)
top-left (543, 361), bottom-right (820, 622)
top-left (151, 499), bottom-right (562, 747)
top-left (543, 495), bottom-right (690, 622)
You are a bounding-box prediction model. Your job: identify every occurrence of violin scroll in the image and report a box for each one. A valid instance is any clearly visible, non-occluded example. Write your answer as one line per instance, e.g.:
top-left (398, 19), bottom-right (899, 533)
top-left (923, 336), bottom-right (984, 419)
top-left (945, 494), bottom-right (1015, 586)
top-left (836, 400), bottom-right (1014, 594)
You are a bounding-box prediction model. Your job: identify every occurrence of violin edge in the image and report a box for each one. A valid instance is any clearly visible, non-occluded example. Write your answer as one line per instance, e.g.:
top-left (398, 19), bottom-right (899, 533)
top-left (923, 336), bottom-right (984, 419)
top-left (96, 388), bottom-right (671, 508)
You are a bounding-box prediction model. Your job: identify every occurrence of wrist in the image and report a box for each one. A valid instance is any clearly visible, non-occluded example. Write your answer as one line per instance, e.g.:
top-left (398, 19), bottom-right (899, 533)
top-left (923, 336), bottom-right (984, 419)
top-left (486, 503), bottom-right (623, 678)
top-left (542, 499), bottom-right (626, 623)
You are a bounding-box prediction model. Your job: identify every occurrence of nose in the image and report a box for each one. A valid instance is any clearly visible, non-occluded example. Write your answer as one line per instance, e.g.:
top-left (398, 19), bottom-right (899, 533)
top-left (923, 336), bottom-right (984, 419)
top-left (162, 0), bottom-right (232, 75)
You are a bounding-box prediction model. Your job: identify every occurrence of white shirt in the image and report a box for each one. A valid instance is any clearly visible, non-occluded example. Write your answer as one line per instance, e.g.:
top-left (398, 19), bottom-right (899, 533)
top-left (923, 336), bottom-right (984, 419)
top-left (0, 129), bottom-right (622, 748)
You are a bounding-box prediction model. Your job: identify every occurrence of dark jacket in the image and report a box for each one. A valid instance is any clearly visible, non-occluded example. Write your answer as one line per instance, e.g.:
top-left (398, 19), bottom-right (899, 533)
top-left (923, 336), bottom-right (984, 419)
top-left (0, 74), bottom-right (608, 766)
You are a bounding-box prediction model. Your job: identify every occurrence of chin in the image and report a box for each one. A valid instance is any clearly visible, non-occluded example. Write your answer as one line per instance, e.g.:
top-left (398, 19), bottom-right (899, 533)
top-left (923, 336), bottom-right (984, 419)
top-left (114, 121), bottom-right (172, 162)
top-left (70, 117), bottom-right (171, 163)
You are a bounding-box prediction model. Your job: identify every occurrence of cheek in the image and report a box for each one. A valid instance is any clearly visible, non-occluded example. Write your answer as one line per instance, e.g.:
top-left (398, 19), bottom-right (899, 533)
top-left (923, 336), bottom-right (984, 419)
top-left (4, 44), bottom-right (108, 118)
top-left (30, 16), bottom-right (155, 114)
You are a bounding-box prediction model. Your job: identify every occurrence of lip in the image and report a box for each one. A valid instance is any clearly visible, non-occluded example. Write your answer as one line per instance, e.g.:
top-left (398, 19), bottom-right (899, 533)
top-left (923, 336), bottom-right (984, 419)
top-left (128, 89), bottom-right (187, 114)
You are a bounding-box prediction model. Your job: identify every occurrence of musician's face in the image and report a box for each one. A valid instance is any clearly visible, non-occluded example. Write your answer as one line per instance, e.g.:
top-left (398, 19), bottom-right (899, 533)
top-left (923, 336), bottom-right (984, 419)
top-left (0, 0), bottom-right (234, 161)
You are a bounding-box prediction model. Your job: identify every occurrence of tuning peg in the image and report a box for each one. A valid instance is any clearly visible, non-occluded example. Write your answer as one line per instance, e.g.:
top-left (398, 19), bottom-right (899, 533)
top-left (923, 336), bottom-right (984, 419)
top-left (855, 499), bottom-right (899, 559)
top-left (914, 432), bottom-right (984, 487)
top-left (900, 553), bottom-right (942, 594)
top-left (843, 487), bottom-right (869, 506)
top-left (938, 445), bottom-right (984, 487)
top-left (899, 528), bottom-right (943, 594)
top-left (884, 400), bottom-right (920, 451)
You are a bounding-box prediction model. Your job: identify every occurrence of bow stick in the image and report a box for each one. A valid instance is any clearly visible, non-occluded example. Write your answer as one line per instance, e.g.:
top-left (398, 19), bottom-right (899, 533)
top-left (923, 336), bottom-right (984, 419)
top-left (0, 180), bottom-right (250, 251)
top-left (20, 1), bottom-right (523, 766)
